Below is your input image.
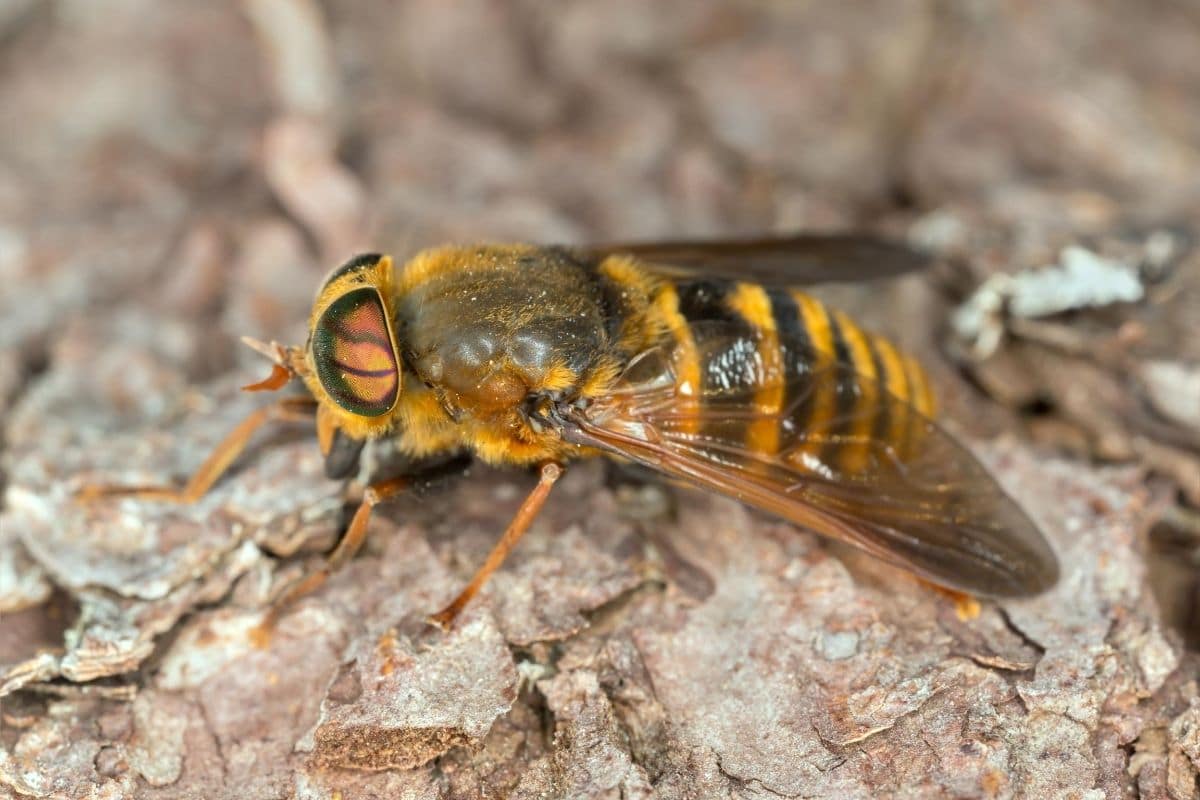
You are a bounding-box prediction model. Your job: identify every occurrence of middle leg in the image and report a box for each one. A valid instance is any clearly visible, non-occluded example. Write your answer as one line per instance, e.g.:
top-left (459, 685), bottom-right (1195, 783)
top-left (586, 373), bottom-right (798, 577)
top-left (253, 454), bottom-right (474, 643)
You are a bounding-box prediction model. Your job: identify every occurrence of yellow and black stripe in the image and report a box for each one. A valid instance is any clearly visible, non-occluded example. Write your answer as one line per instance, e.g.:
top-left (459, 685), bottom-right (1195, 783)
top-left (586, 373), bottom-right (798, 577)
top-left (651, 279), bottom-right (937, 476)
top-left (725, 283), bottom-right (783, 457)
top-left (652, 281), bottom-right (703, 435)
top-left (676, 280), bottom-right (759, 448)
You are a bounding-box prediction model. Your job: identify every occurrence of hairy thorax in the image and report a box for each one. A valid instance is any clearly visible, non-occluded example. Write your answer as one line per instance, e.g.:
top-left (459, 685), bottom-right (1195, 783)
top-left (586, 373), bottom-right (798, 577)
top-left (389, 245), bottom-right (622, 465)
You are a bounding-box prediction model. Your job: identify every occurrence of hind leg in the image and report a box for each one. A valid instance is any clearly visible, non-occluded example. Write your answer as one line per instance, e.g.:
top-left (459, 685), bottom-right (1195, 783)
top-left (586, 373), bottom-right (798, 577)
top-left (428, 461), bottom-right (564, 630)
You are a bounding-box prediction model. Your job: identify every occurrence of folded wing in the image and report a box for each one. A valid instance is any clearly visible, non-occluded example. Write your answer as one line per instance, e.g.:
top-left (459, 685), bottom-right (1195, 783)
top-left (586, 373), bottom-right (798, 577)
top-left (556, 328), bottom-right (1058, 598)
top-left (577, 233), bottom-right (930, 286)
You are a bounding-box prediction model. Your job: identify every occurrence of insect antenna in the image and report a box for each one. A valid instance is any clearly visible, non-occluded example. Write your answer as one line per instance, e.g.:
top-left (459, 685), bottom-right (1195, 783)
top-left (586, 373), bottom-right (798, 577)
top-left (240, 336), bottom-right (306, 392)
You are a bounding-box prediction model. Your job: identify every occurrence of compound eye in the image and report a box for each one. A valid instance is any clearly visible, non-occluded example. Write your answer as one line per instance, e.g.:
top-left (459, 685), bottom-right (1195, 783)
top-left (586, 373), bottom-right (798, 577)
top-left (312, 287), bottom-right (400, 416)
top-left (320, 252), bottom-right (383, 291)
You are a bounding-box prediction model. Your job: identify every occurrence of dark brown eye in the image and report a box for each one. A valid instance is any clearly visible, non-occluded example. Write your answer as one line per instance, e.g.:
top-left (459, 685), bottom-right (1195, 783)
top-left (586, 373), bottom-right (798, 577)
top-left (312, 287), bottom-right (400, 416)
top-left (321, 252), bottom-right (383, 291)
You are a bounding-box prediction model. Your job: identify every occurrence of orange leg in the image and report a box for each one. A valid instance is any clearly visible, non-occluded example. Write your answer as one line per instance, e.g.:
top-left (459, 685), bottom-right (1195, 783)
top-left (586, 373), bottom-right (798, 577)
top-left (254, 476), bottom-right (412, 642)
top-left (75, 396), bottom-right (317, 504)
top-left (918, 579), bottom-right (982, 621)
top-left (428, 462), bottom-right (564, 630)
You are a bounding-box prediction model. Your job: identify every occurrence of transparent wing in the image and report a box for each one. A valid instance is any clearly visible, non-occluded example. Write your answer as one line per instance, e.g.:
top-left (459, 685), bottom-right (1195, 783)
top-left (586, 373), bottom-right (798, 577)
top-left (556, 330), bottom-right (1058, 598)
top-left (576, 233), bottom-right (930, 286)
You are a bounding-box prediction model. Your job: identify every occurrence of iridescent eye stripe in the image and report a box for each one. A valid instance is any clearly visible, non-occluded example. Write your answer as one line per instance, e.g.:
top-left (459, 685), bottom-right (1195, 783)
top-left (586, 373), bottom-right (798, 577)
top-left (331, 306), bottom-right (397, 404)
top-left (313, 288), bottom-right (399, 416)
top-left (330, 362), bottom-right (396, 378)
top-left (331, 301), bottom-right (392, 345)
top-left (329, 304), bottom-right (396, 381)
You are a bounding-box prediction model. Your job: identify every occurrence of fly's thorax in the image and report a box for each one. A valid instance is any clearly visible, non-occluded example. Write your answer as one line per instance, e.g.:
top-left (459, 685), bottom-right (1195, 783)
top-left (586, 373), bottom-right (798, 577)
top-left (391, 245), bottom-right (615, 416)
top-left (372, 244), bottom-right (680, 466)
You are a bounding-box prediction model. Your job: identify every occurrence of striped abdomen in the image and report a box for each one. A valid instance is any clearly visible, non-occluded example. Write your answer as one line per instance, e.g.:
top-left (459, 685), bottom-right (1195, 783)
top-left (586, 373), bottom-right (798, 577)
top-left (653, 279), bottom-right (937, 476)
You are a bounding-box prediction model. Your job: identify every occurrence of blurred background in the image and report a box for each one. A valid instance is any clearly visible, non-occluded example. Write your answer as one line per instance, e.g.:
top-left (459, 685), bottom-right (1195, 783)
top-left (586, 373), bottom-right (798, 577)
top-left (1, 1), bottom-right (1199, 796)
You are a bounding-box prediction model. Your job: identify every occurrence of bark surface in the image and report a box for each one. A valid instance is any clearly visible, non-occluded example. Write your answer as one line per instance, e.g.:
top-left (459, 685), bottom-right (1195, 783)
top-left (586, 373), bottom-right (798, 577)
top-left (1, 2), bottom-right (1198, 798)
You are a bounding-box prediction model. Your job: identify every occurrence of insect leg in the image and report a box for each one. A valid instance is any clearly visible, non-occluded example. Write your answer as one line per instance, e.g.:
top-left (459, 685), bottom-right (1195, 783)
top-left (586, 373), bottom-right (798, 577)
top-left (428, 461), bottom-right (564, 630)
top-left (915, 577), bottom-right (981, 621)
top-left (75, 396), bottom-right (317, 503)
top-left (252, 475), bottom-right (412, 643)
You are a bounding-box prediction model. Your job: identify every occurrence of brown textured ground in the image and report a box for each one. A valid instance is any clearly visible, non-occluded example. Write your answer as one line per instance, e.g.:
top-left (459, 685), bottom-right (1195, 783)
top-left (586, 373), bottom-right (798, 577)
top-left (1, 1), bottom-right (1199, 799)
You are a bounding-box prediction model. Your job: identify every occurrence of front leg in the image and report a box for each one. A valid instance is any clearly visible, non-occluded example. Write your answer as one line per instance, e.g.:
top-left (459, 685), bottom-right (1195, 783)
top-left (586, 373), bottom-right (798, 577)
top-left (75, 396), bottom-right (318, 504)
